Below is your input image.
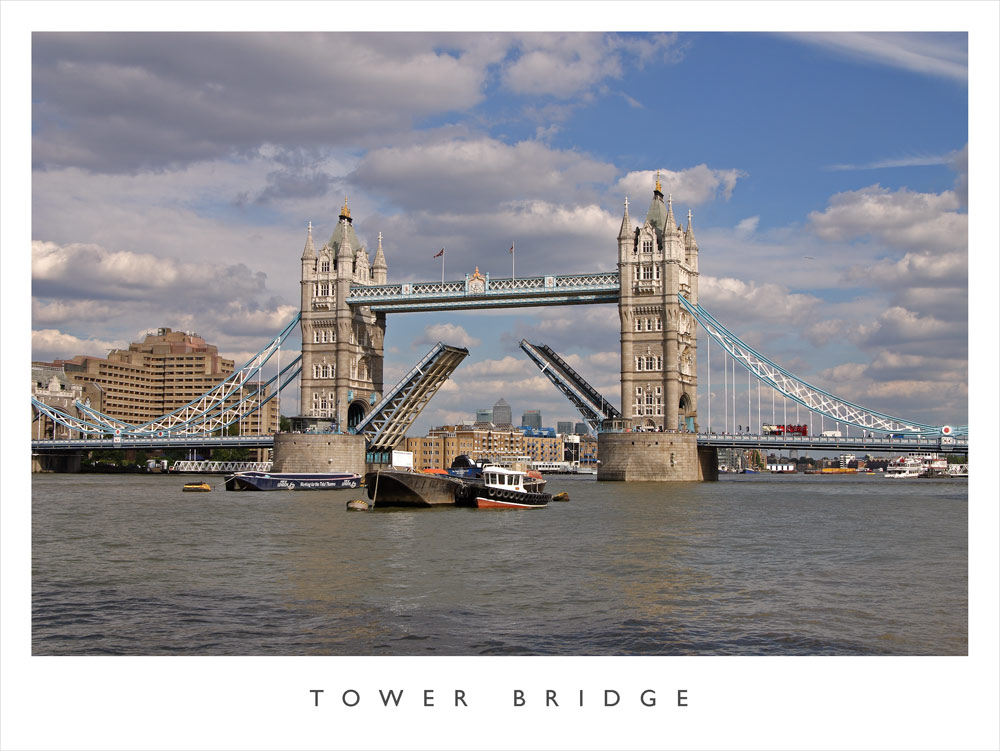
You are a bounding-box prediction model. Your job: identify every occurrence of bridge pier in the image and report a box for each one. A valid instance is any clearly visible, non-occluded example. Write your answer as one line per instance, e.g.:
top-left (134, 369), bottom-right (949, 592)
top-left (31, 452), bottom-right (83, 473)
top-left (272, 433), bottom-right (367, 476)
top-left (597, 432), bottom-right (717, 481)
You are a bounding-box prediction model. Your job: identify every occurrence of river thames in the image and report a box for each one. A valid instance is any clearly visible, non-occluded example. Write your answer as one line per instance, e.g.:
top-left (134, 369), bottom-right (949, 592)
top-left (31, 472), bottom-right (967, 656)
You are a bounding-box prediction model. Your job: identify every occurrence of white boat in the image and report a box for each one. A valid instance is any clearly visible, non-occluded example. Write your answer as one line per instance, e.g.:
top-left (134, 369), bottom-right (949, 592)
top-left (884, 456), bottom-right (922, 478)
top-left (462, 465), bottom-right (551, 509)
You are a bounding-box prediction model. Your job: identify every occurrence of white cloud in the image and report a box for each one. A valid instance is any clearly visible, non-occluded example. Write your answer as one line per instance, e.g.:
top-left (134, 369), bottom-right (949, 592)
top-left (501, 33), bottom-right (682, 98)
top-left (808, 184), bottom-right (966, 252)
top-left (413, 323), bottom-right (481, 350)
top-left (31, 329), bottom-right (124, 363)
top-left (614, 165), bottom-right (747, 208)
top-left (791, 32), bottom-right (967, 83)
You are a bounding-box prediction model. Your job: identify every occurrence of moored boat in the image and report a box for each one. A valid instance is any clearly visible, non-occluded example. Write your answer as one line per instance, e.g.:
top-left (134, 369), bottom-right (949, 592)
top-left (225, 470), bottom-right (361, 491)
top-left (884, 457), bottom-right (922, 479)
top-left (461, 465), bottom-right (551, 509)
top-left (364, 468), bottom-right (466, 507)
top-left (182, 481), bottom-right (212, 492)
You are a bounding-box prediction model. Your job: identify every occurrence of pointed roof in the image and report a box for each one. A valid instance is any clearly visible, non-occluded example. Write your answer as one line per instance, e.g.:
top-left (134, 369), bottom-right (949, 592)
top-left (373, 231), bottom-right (387, 269)
top-left (326, 197), bottom-right (362, 256)
top-left (618, 196), bottom-right (633, 240)
top-left (665, 192), bottom-right (676, 231)
top-left (644, 174), bottom-right (668, 242)
top-left (685, 209), bottom-right (698, 249)
top-left (301, 221), bottom-right (316, 259)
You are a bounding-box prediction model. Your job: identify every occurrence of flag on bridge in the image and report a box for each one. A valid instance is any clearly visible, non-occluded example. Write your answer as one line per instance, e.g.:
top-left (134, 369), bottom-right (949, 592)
top-left (433, 248), bottom-right (444, 258)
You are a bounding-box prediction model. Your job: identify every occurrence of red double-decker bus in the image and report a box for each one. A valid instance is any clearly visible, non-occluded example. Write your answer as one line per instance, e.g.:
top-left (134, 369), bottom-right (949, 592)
top-left (762, 424), bottom-right (808, 436)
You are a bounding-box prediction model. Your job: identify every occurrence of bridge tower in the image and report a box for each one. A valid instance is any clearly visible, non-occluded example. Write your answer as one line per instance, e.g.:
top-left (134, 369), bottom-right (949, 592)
top-left (616, 176), bottom-right (699, 432)
top-left (298, 199), bottom-right (387, 431)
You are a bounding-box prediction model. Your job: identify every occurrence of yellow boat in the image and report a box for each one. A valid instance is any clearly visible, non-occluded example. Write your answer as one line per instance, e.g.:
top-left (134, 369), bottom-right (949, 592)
top-left (182, 481), bottom-right (212, 492)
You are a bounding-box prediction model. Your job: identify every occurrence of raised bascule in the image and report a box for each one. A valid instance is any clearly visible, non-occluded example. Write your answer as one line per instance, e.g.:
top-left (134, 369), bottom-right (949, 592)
top-left (32, 177), bottom-right (967, 480)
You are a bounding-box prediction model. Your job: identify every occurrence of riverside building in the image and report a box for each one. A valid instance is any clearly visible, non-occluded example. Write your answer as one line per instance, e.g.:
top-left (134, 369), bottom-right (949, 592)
top-left (35, 327), bottom-right (276, 434)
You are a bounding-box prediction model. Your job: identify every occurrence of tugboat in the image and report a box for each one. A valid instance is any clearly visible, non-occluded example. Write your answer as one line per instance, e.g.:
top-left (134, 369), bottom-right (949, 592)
top-left (458, 466), bottom-right (551, 509)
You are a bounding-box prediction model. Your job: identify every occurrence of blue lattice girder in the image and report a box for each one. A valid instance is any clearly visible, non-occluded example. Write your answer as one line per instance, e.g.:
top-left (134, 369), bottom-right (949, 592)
top-left (680, 296), bottom-right (966, 437)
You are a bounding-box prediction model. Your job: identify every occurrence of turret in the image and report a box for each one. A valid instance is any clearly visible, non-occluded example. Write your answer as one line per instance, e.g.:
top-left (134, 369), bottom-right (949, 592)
top-left (617, 196), bottom-right (633, 262)
top-left (372, 231), bottom-right (388, 284)
top-left (685, 209), bottom-right (699, 271)
top-left (300, 221), bottom-right (315, 311)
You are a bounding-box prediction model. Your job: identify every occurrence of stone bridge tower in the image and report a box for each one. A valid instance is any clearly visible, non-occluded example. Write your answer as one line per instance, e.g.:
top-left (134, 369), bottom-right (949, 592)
top-left (298, 199), bottom-right (387, 431)
top-left (617, 176), bottom-right (699, 432)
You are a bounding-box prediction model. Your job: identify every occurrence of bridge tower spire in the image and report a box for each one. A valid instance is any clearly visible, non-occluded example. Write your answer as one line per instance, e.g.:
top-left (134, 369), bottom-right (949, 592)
top-left (616, 175), bottom-right (699, 433)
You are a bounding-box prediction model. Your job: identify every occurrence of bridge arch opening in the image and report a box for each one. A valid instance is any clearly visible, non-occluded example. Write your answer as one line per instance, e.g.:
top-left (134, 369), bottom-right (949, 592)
top-left (347, 401), bottom-right (368, 429)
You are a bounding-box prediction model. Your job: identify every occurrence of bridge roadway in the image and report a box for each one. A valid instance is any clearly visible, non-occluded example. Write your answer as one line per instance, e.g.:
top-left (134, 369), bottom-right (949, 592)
top-left (31, 432), bottom-right (967, 454)
top-left (695, 433), bottom-right (967, 453)
top-left (31, 435), bottom-right (275, 451)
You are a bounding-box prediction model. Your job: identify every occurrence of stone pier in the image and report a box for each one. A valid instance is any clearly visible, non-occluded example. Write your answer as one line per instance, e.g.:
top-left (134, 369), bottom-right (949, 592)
top-left (272, 433), bottom-right (367, 476)
top-left (597, 432), bottom-right (717, 481)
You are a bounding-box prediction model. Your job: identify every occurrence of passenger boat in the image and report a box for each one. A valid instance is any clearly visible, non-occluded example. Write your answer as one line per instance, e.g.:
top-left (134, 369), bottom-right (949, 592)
top-left (884, 457), bottom-right (922, 479)
top-left (224, 470), bottom-right (362, 491)
top-left (182, 481), bottom-right (212, 492)
top-left (460, 466), bottom-right (551, 509)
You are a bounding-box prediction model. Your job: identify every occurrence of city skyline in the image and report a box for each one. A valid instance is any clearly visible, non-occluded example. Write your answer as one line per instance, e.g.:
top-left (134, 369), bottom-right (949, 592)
top-left (22, 23), bottom-right (977, 437)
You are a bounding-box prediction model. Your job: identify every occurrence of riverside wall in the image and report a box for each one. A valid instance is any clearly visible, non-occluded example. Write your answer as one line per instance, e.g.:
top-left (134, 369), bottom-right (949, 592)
top-left (272, 433), bottom-right (367, 476)
top-left (597, 432), bottom-right (718, 482)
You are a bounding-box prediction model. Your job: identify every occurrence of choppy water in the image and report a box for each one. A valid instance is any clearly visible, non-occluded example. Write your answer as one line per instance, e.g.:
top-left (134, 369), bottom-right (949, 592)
top-left (32, 472), bottom-right (967, 655)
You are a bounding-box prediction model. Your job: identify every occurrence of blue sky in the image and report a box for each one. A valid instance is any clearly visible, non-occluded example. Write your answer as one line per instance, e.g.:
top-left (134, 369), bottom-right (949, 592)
top-left (15, 14), bottom-right (984, 436)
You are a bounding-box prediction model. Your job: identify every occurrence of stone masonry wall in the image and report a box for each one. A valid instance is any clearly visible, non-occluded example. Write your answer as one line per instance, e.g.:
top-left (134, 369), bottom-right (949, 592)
top-left (272, 433), bottom-right (367, 475)
top-left (597, 432), bottom-right (703, 482)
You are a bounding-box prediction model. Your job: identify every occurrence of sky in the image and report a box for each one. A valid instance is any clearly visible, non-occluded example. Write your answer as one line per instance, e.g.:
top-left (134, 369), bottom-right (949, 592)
top-left (20, 18), bottom-right (981, 437)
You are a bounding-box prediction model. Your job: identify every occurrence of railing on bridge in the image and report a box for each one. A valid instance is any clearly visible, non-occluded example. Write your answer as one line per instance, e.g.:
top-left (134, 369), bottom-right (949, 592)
top-left (347, 271), bottom-right (621, 312)
top-left (171, 460), bottom-right (272, 473)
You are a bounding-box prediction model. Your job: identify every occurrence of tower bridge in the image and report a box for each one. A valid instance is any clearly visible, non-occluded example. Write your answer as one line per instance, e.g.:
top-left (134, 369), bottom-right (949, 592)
top-left (33, 178), bottom-right (966, 480)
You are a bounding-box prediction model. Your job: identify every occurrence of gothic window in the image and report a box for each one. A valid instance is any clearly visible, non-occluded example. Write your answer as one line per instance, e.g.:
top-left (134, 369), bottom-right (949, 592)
top-left (350, 328), bottom-right (356, 345)
top-left (642, 266), bottom-right (653, 280)
top-left (320, 283), bottom-right (329, 296)
top-left (655, 317), bottom-right (662, 331)
top-left (313, 365), bottom-right (320, 378)
top-left (321, 259), bottom-right (330, 273)
top-left (656, 396), bottom-right (663, 415)
top-left (635, 318), bottom-right (642, 332)
top-left (656, 355), bottom-right (662, 370)
top-left (350, 360), bottom-right (357, 378)
top-left (313, 331), bottom-right (320, 344)
top-left (313, 283), bottom-right (319, 296)
top-left (636, 357), bottom-right (643, 371)
top-left (358, 358), bottom-right (367, 381)
top-left (642, 239), bottom-right (653, 253)
top-left (646, 356), bottom-right (656, 370)
top-left (654, 265), bottom-right (660, 280)
top-left (645, 318), bottom-right (653, 331)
